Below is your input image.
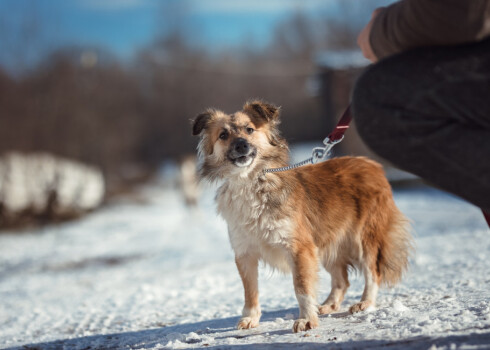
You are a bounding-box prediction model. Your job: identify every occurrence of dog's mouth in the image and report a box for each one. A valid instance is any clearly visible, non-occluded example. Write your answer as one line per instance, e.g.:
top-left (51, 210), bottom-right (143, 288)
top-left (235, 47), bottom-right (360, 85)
top-left (229, 150), bottom-right (257, 168)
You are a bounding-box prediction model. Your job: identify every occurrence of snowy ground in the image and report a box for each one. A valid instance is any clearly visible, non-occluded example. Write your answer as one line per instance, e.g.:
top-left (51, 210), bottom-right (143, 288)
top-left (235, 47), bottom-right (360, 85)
top-left (0, 172), bottom-right (489, 349)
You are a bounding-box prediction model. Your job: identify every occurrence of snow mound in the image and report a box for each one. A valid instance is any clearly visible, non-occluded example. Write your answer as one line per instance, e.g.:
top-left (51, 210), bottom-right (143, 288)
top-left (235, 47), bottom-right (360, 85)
top-left (0, 152), bottom-right (104, 226)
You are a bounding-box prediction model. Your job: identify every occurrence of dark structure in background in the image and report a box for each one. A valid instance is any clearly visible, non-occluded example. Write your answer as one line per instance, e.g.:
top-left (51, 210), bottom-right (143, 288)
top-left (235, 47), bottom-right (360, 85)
top-left (316, 50), bottom-right (377, 158)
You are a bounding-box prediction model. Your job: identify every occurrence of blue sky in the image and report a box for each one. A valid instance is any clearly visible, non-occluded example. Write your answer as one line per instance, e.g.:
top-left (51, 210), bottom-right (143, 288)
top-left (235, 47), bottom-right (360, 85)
top-left (0, 0), bottom-right (392, 72)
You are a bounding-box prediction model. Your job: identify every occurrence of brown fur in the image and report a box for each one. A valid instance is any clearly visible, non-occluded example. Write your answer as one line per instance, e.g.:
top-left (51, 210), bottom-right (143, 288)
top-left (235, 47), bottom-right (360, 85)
top-left (192, 100), bottom-right (414, 333)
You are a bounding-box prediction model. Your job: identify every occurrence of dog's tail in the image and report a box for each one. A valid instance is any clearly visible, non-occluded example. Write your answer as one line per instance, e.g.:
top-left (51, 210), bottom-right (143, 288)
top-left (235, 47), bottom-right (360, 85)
top-left (378, 207), bottom-right (414, 287)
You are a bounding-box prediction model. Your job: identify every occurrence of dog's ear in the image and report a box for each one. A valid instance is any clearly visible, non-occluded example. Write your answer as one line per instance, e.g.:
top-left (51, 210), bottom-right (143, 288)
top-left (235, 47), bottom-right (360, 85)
top-left (243, 100), bottom-right (280, 124)
top-left (192, 111), bottom-right (213, 136)
top-left (244, 100), bottom-right (285, 147)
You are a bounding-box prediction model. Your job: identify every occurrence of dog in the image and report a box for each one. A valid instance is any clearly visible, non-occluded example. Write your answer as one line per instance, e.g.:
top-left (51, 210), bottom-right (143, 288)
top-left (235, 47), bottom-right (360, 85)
top-left (179, 154), bottom-right (200, 207)
top-left (192, 100), bottom-right (413, 333)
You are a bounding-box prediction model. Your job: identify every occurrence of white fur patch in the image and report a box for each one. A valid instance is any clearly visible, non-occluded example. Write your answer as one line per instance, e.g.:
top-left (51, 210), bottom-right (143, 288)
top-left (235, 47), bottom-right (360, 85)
top-left (242, 306), bottom-right (261, 319)
top-left (296, 294), bottom-right (318, 319)
top-left (217, 176), bottom-right (293, 272)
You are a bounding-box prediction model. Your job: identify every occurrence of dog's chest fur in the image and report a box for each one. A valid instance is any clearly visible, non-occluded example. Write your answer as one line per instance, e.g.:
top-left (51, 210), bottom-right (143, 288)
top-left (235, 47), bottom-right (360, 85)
top-left (216, 176), bottom-right (293, 272)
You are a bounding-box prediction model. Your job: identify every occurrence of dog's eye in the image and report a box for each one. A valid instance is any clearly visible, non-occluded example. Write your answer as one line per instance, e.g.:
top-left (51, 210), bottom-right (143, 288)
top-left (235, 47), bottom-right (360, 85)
top-left (246, 127), bottom-right (255, 134)
top-left (219, 131), bottom-right (228, 140)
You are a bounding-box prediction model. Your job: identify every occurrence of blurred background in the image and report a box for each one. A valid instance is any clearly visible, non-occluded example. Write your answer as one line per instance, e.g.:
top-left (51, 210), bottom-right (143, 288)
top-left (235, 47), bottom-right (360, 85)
top-left (0, 0), bottom-right (397, 228)
top-left (4, 3), bottom-right (490, 347)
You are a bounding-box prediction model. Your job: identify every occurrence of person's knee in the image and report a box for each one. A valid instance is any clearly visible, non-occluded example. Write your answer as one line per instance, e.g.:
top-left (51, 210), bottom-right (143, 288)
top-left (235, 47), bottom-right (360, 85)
top-left (351, 64), bottom-right (392, 155)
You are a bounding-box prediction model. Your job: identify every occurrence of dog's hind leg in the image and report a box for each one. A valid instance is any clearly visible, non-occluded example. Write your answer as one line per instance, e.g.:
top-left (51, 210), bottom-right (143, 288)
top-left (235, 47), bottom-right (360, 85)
top-left (319, 263), bottom-right (349, 315)
top-left (349, 263), bottom-right (380, 313)
top-left (235, 253), bottom-right (261, 329)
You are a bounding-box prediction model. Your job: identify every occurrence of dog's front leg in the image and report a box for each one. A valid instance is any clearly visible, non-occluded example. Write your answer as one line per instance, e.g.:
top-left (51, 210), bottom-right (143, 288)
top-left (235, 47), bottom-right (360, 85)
top-left (291, 248), bottom-right (319, 332)
top-left (235, 254), bottom-right (261, 329)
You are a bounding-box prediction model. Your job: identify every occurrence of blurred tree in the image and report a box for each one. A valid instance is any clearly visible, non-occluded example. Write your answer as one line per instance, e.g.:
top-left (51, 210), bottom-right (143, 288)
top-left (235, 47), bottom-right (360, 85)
top-left (0, 0), bottom-right (391, 193)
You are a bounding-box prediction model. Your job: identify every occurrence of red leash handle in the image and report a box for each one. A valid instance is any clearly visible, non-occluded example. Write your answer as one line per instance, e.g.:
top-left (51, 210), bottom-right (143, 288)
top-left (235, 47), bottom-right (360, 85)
top-left (326, 105), bottom-right (352, 144)
top-left (483, 211), bottom-right (490, 228)
top-left (311, 105), bottom-right (353, 164)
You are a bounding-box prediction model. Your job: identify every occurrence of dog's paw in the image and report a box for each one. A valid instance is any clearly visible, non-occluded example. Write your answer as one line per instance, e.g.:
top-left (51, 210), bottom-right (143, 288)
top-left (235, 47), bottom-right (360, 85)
top-left (318, 303), bottom-right (340, 315)
top-left (292, 317), bottom-right (318, 333)
top-left (237, 316), bottom-right (259, 330)
top-left (349, 301), bottom-right (374, 314)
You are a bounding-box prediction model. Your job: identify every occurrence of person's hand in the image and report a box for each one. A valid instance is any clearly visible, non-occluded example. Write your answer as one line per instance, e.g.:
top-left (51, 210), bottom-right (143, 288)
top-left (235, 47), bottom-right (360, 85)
top-left (357, 8), bottom-right (384, 63)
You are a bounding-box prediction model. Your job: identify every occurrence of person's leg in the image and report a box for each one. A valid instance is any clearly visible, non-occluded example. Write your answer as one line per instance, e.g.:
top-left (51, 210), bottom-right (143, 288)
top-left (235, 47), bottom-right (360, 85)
top-left (352, 37), bottom-right (490, 212)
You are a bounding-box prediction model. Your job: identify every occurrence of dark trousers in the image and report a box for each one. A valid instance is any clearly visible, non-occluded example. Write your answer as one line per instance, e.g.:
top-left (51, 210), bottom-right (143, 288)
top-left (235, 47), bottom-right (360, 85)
top-left (352, 37), bottom-right (490, 213)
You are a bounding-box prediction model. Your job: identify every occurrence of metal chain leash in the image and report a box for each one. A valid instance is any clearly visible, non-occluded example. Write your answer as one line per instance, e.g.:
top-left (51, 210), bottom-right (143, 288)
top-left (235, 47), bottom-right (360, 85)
top-left (264, 105), bottom-right (352, 174)
top-left (263, 156), bottom-right (313, 173)
top-left (263, 136), bottom-right (344, 173)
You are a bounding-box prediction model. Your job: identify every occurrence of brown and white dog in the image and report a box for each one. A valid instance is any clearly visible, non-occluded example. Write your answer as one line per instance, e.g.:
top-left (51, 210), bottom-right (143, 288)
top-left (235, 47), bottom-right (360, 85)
top-left (192, 100), bottom-right (413, 333)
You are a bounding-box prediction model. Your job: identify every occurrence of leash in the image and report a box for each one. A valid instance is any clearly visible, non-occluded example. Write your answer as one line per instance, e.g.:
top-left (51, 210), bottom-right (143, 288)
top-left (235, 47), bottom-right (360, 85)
top-left (264, 105), bottom-right (352, 173)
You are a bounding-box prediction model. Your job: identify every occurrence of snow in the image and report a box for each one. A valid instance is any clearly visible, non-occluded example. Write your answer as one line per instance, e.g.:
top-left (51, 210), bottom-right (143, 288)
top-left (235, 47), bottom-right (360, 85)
top-left (0, 152), bottom-right (104, 216)
top-left (0, 174), bottom-right (489, 349)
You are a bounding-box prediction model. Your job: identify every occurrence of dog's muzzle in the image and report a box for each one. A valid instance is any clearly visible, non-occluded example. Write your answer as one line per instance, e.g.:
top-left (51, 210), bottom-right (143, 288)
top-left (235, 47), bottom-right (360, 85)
top-left (228, 138), bottom-right (257, 167)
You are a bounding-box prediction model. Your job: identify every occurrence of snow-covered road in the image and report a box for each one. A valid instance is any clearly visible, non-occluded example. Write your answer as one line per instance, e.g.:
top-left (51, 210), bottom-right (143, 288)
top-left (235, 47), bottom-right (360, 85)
top-left (0, 180), bottom-right (489, 349)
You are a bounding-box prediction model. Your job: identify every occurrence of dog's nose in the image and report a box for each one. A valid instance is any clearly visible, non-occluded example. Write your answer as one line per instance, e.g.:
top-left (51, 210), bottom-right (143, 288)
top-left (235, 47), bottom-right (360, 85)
top-left (234, 138), bottom-right (249, 155)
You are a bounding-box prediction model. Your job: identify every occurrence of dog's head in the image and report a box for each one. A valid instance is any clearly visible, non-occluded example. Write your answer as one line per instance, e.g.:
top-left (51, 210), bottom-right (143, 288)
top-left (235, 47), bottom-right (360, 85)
top-left (192, 100), bottom-right (287, 180)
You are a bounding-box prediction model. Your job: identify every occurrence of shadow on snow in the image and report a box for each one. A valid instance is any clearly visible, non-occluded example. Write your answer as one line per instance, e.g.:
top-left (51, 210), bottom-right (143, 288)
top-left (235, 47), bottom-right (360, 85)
top-left (6, 308), bottom-right (490, 350)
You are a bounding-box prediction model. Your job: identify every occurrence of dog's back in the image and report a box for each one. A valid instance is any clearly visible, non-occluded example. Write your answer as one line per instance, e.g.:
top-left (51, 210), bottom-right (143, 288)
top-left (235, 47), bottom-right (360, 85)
top-left (290, 157), bottom-right (412, 287)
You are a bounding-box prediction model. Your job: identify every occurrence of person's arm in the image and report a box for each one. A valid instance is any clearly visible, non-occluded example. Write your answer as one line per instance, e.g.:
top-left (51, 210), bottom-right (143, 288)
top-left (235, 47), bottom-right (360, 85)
top-left (359, 0), bottom-right (490, 62)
